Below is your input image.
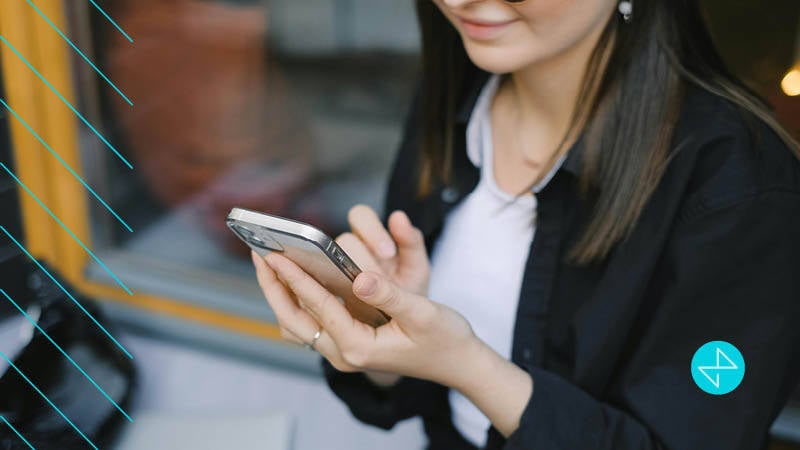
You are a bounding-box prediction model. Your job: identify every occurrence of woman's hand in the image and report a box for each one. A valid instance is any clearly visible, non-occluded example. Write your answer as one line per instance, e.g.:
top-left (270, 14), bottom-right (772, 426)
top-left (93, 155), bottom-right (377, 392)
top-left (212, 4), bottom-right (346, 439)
top-left (339, 205), bottom-right (430, 297)
top-left (335, 205), bottom-right (430, 386)
top-left (251, 249), bottom-right (482, 390)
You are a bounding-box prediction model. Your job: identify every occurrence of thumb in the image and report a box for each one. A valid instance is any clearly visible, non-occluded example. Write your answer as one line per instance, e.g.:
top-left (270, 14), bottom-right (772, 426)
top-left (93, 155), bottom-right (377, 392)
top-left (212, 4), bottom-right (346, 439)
top-left (353, 270), bottom-right (430, 323)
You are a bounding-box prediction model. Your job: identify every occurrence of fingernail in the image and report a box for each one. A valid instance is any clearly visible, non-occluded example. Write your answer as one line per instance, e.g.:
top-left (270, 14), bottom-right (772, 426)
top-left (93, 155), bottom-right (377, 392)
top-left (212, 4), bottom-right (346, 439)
top-left (378, 240), bottom-right (396, 258)
top-left (355, 274), bottom-right (378, 297)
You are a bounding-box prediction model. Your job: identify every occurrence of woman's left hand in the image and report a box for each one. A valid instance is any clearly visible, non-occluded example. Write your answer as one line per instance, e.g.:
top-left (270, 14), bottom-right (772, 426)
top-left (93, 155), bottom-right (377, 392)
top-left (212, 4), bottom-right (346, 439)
top-left (251, 249), bottom-right (482, 389)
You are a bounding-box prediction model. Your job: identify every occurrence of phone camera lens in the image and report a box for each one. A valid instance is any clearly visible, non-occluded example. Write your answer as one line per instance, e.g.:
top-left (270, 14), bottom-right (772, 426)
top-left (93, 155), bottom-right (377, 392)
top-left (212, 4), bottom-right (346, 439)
top-left (249, 235), bottom-right (270, 249)
top-left (231, 222), bottom-right (284, 252)
top-left (233, 224), bottom-right (254, 239)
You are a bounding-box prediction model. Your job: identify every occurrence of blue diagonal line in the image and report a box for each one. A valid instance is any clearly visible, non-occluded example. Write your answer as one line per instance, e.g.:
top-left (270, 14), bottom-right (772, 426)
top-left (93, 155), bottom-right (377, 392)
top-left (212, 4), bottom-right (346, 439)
top-left (0, 98), bottom-right (133, 233)
top-left (0, 163), bottom-right (134, 295)
top-left (0, 227), bottom-right (134, 359)
top-left (24, 0), bottom-right (133, 106)
top-left (1, 289), bottom-right (134, 422)
top-left (0, 35), bottom-right (133, 169)
top-left (0, 415), bottom-right (35, 450)
top-left (88, 0), bottom-right (133, 43)
top-left (0, 352), bottom-right (98, 450)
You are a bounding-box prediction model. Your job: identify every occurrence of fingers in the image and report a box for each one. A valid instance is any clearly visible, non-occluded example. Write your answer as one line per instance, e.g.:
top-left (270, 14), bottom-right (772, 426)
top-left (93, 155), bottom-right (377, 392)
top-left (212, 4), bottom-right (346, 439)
top-left (280, 326), bottom-right (304, 344)
top-left (348, 204), bottom-right (396, 260)
top-left (252, 251), bottom-right (342, 355)
top-left (353, 270), bottom-right (435, 328)
top-left (262, 251), bottom-right (372, 347)
top-left (279, 316), bottom-right (357, 372)
top-left (387, 210), bottom-right (428, 271)
top-left (252, 251), bottom-right (321, 339)
top-left (335, 232), bottom-right (382, 273)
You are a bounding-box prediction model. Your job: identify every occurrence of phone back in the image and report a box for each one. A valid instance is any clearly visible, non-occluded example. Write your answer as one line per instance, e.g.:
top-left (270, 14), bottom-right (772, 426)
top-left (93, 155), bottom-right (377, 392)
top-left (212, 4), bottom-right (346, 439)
top-left (227, 208), bottom-right (390, 328)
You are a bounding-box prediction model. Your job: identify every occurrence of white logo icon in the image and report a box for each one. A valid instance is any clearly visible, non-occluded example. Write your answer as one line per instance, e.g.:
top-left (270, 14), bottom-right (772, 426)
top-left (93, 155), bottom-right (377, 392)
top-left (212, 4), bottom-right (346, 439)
top-left (697, 347), bottom-right (738, 388)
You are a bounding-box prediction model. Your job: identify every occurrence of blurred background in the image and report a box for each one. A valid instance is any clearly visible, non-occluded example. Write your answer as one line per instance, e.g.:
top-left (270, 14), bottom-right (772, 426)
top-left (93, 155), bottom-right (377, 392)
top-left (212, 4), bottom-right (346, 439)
top-left (0, 0), bottom-right (799, 449)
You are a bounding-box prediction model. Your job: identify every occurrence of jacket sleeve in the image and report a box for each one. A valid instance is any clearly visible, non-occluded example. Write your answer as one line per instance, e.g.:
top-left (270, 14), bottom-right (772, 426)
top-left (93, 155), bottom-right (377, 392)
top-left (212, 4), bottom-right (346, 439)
top-left (321, 358), bottom-right (447, 430)
top-left (493, 189), bottom-right (800, 449)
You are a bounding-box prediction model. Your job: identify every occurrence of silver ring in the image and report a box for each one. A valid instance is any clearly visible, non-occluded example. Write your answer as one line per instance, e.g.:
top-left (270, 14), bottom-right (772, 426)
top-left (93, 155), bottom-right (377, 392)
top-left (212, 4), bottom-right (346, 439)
top-left (304, 327), bottom-right (322, 351)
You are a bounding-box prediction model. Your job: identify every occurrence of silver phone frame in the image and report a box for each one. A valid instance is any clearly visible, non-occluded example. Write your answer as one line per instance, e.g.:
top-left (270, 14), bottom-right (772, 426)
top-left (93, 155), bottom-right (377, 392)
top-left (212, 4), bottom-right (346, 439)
top-left (226, 207), bottom-right (361, 281)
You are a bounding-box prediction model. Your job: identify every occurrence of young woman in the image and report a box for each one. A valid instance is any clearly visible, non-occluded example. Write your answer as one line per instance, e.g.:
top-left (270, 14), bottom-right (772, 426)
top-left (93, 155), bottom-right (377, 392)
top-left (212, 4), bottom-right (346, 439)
top-left (251, 0), bottom-right (800, 448)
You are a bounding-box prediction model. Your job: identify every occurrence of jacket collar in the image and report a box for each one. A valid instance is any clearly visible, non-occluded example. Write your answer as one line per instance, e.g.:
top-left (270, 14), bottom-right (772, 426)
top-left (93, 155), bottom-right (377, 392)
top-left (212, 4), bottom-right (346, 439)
top-left (453, 69), bottom-right (585, 178)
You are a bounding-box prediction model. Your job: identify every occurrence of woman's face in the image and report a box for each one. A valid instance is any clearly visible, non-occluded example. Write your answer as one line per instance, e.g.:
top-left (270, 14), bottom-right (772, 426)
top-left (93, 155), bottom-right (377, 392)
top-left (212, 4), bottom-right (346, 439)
top-left (432, 0), bottom-right (618, 74)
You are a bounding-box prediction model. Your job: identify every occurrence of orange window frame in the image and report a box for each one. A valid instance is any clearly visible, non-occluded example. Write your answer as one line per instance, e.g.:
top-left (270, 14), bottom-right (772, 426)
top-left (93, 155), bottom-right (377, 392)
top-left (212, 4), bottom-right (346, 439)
top-left (0, 0), bottom-right (281, 341)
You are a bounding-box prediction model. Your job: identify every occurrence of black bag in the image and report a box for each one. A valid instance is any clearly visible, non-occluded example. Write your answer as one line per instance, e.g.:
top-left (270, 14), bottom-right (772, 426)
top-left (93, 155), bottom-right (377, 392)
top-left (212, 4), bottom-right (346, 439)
top-left (0, 253), bottom-right (136, 450)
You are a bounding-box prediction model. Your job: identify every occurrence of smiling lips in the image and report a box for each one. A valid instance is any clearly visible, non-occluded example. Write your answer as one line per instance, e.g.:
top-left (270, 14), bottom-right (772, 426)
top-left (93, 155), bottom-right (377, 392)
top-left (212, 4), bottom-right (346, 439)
top-left (458, 17), bottom-right (517, 40)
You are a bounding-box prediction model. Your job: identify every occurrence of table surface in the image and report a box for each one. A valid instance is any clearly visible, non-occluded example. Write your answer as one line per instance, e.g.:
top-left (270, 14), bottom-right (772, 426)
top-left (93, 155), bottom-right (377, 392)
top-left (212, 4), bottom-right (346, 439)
top-left (113, 411), bottom-right (294, 450)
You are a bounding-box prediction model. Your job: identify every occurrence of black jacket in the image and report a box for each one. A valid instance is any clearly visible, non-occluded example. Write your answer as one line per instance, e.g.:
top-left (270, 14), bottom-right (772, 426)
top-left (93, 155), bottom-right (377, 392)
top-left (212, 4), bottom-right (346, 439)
top-left (321, 70), bottom-right (800, 450)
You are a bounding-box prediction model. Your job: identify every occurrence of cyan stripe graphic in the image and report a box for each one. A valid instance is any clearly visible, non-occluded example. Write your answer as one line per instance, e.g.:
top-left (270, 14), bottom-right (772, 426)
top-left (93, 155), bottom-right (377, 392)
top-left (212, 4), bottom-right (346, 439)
top-left (24, 0), bottom-right (132, 106)
top-left (0, 35), bottom-right (133, 169)
top-left (0, 162), bottom-right (134, 295)
top-left (0, 226), bottom-right (134, 359)
top-left (0, 351), bottom-right (98, 450)
top-left (0, 98), bottom-right (133, 233)
top-left (88, 0), bottom-right (133, 43)
top-left (0, 415), bottom-right (35, 450)
top-left (1, 289), bottom-right (133, 422)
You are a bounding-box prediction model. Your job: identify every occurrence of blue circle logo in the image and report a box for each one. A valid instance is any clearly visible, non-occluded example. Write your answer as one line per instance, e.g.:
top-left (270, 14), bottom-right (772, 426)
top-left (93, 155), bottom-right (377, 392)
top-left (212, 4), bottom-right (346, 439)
top-left (691, 341), bottom-right (745, 395)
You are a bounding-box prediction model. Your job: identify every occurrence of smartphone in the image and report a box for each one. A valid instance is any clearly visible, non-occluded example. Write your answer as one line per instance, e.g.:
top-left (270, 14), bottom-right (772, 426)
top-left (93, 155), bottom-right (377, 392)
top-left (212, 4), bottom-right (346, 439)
top-left (226, 207), bottom-right (391, 328)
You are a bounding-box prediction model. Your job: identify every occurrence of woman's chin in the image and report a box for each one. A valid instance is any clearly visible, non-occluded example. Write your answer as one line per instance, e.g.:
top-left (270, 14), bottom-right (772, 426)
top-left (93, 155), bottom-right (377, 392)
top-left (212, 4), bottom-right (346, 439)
top-left (462, 45), bottom-right (537, 75)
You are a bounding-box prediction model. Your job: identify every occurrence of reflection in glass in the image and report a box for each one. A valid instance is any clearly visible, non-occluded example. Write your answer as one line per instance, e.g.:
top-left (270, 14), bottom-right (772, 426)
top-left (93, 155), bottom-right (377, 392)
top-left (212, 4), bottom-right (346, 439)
top-left (68, 0), bottom-right (418, 317)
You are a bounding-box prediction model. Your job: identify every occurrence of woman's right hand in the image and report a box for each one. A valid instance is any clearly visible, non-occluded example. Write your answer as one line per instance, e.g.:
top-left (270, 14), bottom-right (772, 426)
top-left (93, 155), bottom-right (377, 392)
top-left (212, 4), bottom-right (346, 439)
top-left (335, 205), bottom-right (430, 387)
top-left (337, 205), bottom-right (430, 298)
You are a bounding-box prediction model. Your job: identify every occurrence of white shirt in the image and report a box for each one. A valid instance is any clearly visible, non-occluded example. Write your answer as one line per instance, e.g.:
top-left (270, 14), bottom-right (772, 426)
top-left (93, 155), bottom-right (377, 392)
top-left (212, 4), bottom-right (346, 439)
top-left (427, 73), bottom-right (568, 448)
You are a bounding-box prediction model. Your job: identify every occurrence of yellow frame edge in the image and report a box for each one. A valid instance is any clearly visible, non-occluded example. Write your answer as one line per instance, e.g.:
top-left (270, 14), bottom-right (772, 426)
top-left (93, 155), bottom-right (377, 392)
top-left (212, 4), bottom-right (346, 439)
top-left (1, 0), bottom-right (283, 343)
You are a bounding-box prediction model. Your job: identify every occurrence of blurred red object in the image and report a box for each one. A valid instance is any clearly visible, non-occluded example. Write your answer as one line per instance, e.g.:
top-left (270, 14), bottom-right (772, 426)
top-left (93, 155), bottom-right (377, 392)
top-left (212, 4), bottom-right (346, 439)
top-left (103, 0), bottom-right (329, 257)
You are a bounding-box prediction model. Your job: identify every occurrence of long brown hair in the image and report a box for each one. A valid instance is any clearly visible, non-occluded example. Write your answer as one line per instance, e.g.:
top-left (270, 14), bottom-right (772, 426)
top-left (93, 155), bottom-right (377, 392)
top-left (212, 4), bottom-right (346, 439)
top-left (414, 0), bottom-right (800, 265)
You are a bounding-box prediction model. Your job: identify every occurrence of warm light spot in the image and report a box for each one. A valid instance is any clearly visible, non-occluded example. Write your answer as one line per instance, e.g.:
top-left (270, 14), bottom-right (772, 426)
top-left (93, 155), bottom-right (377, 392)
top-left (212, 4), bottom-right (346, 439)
top-left (781, 67), bottom-right (800, 96)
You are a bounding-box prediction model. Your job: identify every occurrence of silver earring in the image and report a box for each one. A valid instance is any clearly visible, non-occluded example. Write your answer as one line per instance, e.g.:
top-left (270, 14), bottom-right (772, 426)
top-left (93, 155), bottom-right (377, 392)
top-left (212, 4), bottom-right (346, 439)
top-left (618, 0), bottom-right (633, 22)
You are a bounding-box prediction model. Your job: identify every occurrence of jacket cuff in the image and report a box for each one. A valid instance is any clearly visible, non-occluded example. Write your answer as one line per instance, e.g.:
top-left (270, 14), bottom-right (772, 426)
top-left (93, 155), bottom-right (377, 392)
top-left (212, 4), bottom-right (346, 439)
top-left (486, 367), bottom-right (605, 449)
top-left (320, 357), bottom-right (442, 430)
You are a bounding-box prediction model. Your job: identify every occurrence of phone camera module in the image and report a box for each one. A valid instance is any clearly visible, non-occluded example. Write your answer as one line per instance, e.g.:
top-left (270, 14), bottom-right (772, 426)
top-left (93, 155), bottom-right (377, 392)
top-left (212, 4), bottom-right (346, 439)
top-left (248, 235), bottom-right (271, 249)
top-left (232, 223), bottom-right (254, 239)
top-left (230, 222), bottom-right (284, 252)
